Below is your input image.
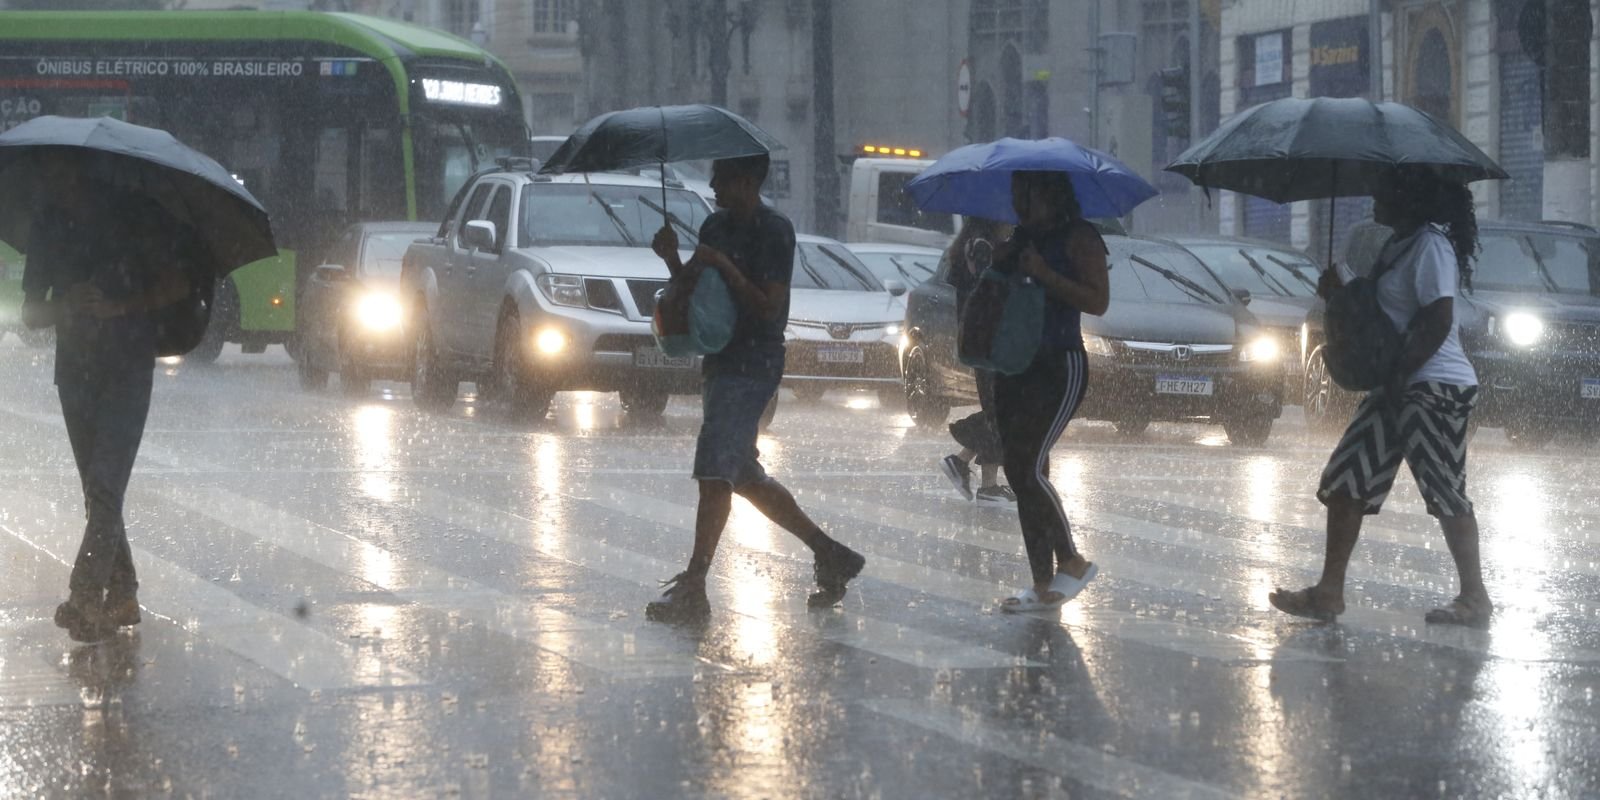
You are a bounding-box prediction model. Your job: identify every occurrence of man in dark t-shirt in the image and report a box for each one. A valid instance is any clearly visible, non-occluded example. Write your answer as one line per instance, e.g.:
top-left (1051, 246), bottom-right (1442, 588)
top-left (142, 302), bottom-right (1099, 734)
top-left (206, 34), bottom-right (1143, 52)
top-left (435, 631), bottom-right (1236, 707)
top-left (645, 153), bottom-right (865, 623)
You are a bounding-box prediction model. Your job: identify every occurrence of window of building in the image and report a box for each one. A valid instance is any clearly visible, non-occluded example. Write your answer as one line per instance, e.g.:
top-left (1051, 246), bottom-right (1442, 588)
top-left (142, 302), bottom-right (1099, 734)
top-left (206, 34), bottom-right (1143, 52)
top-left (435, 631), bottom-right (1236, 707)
top-left (444, 0), bottom-right (478, 37)
top-left (532, 0), bottom-right (578, 35)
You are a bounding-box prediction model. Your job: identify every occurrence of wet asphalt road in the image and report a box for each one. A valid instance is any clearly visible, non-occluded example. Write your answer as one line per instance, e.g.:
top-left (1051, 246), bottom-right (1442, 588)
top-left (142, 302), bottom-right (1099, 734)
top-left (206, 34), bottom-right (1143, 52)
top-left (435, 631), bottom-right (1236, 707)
top-left (1, 342), bottom-right (1597, 799)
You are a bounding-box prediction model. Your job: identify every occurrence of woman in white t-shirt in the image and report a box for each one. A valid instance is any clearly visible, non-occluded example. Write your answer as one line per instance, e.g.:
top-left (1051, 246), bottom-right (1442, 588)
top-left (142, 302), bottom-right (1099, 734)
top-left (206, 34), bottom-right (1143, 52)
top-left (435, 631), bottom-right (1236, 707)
top-left (1270, 165), bottom-right (1493, 628)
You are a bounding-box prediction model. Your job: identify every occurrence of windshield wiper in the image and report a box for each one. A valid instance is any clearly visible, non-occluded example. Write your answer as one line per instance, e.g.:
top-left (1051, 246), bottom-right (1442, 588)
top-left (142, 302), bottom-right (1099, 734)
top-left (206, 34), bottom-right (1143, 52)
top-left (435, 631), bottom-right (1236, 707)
top-left (818, 247), bottom-right (882, 291)
top-left (1523, 239), bottom-right (1562, 293)
top-left (636, 195), bottom-right (700, 247)
top-left (1265, 254), bottom-right (1321, 294)
top-left (586, 188), bottom-right (637, 246)
top-left (1237, 250), bottom-right (1294, 296)
top-left (1130, 255), bottom-right (1224, 303)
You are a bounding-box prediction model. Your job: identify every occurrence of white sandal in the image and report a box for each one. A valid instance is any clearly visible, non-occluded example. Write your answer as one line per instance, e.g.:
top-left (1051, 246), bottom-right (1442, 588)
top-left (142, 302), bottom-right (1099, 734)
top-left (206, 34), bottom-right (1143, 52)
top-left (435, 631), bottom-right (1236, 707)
top-left (1047, 563), bottom-right (1099, 605)
top-left (1000, 586), bottom-right (1065, 613)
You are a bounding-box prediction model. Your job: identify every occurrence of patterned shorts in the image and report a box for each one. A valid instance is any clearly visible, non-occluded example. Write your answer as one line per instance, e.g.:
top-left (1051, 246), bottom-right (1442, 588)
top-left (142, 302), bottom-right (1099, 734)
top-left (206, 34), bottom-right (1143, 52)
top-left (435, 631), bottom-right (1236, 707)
top-left (1318, 382), bottom-right (1478, 518)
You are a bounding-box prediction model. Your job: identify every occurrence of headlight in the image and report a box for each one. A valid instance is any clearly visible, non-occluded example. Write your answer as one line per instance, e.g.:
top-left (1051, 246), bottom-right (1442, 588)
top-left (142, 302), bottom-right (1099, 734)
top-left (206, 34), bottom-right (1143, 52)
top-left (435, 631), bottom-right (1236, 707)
top-left (536, 274), bottom-right (587, 308)
top-left (1239, 335), bottom-right (1280, 363)
top-left (1502, 312), bottom-right (1545, 347)
top-left (354, 291), bottom-right (403, 332)
top-left (1083, 334), bottom-right (1115, 357)
top-left (884, 323), bottom-right (903, 337)
top-left (534, 328), bottom-right (568, 355)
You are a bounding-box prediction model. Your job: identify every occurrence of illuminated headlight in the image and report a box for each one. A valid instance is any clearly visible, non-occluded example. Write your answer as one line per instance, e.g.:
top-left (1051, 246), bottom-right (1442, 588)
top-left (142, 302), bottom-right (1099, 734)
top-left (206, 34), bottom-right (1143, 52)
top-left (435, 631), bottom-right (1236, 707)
top-left (884, 323), bottom-right (903, 337)
top-left (536, 274), bottom-right (587, 308)
top-left (1239, 335), bottom-right (1281, 363)
top-left (534, 328), bottom-right (568, 355)
top-left (1083, 333), bottom-right (1115, 357)
top-left (355, 292), bottom-right (403, 332)
top-left (1501, 312), bottom-right (1545, 347)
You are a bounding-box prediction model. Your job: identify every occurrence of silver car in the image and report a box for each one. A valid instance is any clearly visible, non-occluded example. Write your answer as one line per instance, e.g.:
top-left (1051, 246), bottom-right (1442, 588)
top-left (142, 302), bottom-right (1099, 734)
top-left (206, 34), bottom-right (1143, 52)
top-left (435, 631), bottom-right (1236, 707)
top-left (402, 169), bottom-right (714, 420)
top-left (783, 235), bottom-right (909, 404)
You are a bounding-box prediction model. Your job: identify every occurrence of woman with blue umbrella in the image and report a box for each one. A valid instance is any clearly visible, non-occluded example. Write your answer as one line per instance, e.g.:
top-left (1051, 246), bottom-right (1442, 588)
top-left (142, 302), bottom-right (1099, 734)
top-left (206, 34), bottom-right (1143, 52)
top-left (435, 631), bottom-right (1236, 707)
top-left (909, 138), bottom-right (1156, 611)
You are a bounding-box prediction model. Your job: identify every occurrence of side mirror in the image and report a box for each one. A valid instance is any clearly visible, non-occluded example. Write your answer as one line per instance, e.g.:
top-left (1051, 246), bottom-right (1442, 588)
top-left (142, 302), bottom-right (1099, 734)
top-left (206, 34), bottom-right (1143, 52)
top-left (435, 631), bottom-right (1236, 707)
top-left (315, 264), bottom-right (348, 282)
top-left (462, 220), bottom-right (497, 252)
top-left (1232, 288), bottom-right (1252, 306)
top-left (884, 279), bottom-right (908, 297)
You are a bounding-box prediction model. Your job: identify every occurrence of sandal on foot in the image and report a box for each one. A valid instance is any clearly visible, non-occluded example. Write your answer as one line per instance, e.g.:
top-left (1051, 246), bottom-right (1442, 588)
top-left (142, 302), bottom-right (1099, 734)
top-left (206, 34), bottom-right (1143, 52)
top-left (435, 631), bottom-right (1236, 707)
top-left (1424, 596), bottom-right (1492, 629)
top-left (1047, 563), bottom-right (1098, 605)
top-left (1268, 587), bottom-right (1343, 623)
top-left (1000, 586), bottom-right (1066, 613)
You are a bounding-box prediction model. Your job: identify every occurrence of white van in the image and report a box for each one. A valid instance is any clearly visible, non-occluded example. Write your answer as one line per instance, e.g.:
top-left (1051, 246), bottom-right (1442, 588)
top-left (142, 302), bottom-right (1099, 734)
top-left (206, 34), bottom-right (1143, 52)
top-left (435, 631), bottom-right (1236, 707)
top-left (845, 157), bottom-right (959, 249)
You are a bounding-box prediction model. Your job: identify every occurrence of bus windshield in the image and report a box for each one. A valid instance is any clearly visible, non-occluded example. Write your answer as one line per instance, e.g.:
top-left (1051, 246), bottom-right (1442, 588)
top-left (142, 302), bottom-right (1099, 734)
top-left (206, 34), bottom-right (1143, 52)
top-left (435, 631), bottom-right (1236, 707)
top-left (414, 111), bottom-right (531, 222)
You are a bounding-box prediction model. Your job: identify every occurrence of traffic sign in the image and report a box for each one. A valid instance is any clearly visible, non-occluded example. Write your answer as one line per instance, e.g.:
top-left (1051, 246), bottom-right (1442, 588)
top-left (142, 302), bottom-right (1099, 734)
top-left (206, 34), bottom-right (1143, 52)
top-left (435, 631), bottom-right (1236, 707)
top-left (957, 59), bottom-right (972, 118)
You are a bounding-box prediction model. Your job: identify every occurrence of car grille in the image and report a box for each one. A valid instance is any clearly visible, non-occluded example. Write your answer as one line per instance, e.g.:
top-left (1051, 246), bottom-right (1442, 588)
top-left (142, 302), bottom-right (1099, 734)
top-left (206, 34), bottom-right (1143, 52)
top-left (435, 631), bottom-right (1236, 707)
top-left (627, 279), bottom-right (670, 318)
top-left (586, 278), bottom-right (623, 313)
top-left (594, 333), bottom-right (658, 354)
top-left (1118, 342), bottom-right (1235, 367)
top-left (789, 320), bottom-right (893, 340)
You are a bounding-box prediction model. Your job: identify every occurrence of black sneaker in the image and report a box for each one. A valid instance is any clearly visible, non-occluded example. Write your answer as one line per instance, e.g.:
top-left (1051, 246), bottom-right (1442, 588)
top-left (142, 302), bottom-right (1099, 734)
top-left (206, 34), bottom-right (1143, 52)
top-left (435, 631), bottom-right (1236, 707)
top-left (939, 455), bottom-right (974, 501)
top-left (54, 598), bottom-right (114, 643)
top-left (975, 485), bottom-right (1017, 506)
top-left (645, 572), bottom-right (710, 624)
top-left (808, 545), bottom-right (867, 608)
top-left (104, 592), bottom-right (141, 627)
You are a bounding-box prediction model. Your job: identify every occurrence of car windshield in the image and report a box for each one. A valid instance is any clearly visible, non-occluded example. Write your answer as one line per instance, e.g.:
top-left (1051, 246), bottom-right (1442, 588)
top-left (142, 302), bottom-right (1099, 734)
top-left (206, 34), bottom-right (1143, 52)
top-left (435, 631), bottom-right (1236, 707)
top-left (793, 243), bottom-right (886, 291)
top-left (361, 232), bottom-right (427, 276)
top-left (1112, 246), bottom-right (1229, 304)
top-left (851, 250), bottom-right (941, 286)
top-left (520, 184), bottom-right (711, 248)
top-left (1186, 244), bottom-right (1319, 298)
top-left (1474, 231), bottom-right (1600, 295)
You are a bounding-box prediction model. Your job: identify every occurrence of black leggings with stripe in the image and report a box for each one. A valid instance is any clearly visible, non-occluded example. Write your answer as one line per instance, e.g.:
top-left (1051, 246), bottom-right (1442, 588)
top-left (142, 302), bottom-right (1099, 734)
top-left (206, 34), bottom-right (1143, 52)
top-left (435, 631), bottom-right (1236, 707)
top-left (993, 349), bottom-right (1089, 586)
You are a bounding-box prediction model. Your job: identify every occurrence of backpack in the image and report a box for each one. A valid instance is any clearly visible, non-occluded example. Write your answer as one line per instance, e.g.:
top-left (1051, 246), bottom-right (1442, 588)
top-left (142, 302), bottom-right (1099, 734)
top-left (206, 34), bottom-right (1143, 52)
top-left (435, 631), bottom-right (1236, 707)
top-left (1321, 236), bottom-right (1419, 391)
top-left (957, 267), bottom-right (1045, 375)
top-left (150, 223), bottom-right (217, 358)
top-left (652, 266), bottom-right (736, 357)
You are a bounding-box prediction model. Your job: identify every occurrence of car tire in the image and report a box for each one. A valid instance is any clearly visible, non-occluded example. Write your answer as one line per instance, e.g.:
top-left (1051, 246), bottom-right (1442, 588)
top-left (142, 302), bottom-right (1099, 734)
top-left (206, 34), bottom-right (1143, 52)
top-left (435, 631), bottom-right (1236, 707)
top-left (1302, 349), bottom-right (1350, 434)
top-left (791, 383), bottom-right (827, 403)
top-left (188, 279), bottom-right (235, 365)
top-left (619, 387), bottom-right (670, 418)
top-left (411, 310), bottom-right (457, 412)
top-left (902, 346), bottom-right (949, 429)
top-left (1224, 415), bottom-right (1274, 447)
top-left (297, 354), bottom-right (329, 390)
top-left (486, 310), bottom-right (552, 423)
top-left (1113, 417), bottom-right (1150, 437)
top-left (16, 327), bottom-right (52, 349)
top-left (1505, 418), bottom-right (1556, 451)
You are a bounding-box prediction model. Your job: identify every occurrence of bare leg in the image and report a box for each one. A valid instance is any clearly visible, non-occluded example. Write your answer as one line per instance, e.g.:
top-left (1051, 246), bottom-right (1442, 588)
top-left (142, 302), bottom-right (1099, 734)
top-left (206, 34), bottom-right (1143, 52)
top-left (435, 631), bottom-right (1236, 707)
top-left (979, 463), bottom-right (1000, 489)
top-left (687, 480), bottom-right (733, 577)
top-left (1439, 513), bottom-right (1491, 606)
top-left (735, 479), bottom-right (835, 554)
top-left (956, 448), bottom-right (976, 463)
top-left (1314, 498), bottom-right (1366, 603)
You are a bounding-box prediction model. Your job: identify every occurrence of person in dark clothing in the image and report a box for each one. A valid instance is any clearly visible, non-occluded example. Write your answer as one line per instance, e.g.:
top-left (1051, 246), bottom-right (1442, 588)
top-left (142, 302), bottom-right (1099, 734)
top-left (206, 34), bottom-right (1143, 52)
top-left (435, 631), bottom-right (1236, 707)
top-left (20, 150), bottom-right (189, 643)
top-left (939, 217), bottom-right (1015, 505)
top-left (993, 170), bottom-right (1109, 613)
top-left (644, 154), bottom-right (866, 623)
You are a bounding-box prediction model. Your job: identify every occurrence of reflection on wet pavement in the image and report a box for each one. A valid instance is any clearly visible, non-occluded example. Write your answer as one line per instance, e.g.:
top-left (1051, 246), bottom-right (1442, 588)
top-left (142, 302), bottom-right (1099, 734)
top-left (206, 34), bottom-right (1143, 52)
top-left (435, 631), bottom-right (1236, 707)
top-left (1, 344), bottom-right (1598, 798)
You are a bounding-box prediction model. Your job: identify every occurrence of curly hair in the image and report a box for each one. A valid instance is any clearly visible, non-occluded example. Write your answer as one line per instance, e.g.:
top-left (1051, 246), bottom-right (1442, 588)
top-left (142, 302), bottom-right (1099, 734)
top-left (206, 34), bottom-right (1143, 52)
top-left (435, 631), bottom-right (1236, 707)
top-left (1390, 166), bottom-right (1479, 291)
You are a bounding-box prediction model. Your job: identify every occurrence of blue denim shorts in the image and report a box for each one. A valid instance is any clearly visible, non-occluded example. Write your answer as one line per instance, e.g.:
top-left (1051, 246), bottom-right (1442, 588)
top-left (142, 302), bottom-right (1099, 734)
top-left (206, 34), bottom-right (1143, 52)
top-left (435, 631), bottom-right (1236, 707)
top-left (693, 373), bottom-right (778, 487)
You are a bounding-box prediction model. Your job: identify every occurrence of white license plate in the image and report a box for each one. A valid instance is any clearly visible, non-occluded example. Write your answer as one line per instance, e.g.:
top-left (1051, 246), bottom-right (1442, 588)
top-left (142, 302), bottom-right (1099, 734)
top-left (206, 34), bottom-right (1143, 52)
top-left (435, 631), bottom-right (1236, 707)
top-left (634, 347), bottom-right (695, 369)
top-left (816, 346), bottom-right (865, 364)
top-left (1156, 375), bottom-right (1215, 396)
top-left (1583, 379), bottom-right (1600, 399)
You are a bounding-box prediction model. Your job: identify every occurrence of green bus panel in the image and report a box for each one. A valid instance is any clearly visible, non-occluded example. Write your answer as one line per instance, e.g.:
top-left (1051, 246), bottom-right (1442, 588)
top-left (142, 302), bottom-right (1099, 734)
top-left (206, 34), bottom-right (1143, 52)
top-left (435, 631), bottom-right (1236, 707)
top-left (231, 252), bottom-right (296, 333)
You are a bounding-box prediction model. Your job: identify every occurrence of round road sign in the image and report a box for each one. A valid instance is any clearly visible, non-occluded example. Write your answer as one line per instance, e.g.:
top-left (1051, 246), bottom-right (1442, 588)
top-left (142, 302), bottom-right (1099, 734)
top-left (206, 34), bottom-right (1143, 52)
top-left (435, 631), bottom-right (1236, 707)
top-left (957, 59), bottom-right (972, 118)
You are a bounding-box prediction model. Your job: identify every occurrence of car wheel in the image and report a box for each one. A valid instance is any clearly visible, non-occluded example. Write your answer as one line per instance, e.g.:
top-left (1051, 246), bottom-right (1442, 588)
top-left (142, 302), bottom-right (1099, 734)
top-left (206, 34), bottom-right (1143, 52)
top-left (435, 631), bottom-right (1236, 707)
top-left (1113, 417), bottom-right (1150, 437)
top-left (188, 279), bottom-right (235, 364)
top-left (791, 383), bottom-right (827, 403)
top-left (619, 387), bottom-right (670, 418)
top-left (487, 311), bottom-right (553, 423)
top-left (1504, 418), bottom-right (1556, 451)
top-left (297, 352), bottom-right (329, 390)
top-left (903, 346), bottom-right (949, 429)
top-left (1224, 415), bottom-right (1274, 447)
top-left (1302, 349), bottom-right (1349, 434)
top-left (411, 311), bottom-right (457, 412)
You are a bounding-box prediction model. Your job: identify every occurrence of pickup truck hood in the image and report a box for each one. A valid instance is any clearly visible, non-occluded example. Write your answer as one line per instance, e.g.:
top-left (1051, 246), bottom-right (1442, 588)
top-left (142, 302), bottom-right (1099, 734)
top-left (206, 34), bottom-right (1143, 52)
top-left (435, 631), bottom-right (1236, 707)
top-left (790, 288), bottom-right (907, 325)
top-left (523, 246), bottom-right (679, 280)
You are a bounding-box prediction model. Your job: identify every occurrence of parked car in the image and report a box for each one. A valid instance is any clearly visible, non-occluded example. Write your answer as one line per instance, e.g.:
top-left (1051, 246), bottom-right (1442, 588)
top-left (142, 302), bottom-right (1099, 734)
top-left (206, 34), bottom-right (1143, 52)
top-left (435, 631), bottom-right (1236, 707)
top-left (296, 222), bottom-right (438, 394)
top-left (402, 167), bottom-right (714, 420)
top-left (1305, 219), bottom-right (1600, 448)
top-left (1162, 234), bottom-right (1321, 386)
top-left (783, 234), bottom-right (909, 403)
top-left (844, 242), bottom-right (945, 289)
top-left (901, 235), bottom-right (1285, 445)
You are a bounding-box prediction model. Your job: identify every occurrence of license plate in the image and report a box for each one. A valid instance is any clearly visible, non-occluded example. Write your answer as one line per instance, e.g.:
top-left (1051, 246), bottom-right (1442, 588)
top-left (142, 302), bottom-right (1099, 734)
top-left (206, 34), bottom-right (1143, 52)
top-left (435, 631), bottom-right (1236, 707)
top-left (1156, 375), bottom-right (1214, 396)
top-left (816, 346), bottom-right (865, 364)
top-left (634, 347), bottom-right (694, 369)
top-left (1583, 379), bottom-right (1600, 399)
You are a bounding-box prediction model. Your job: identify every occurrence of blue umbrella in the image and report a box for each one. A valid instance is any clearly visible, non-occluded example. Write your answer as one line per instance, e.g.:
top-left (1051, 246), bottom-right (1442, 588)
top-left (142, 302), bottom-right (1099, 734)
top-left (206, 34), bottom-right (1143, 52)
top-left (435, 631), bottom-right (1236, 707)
top-left (906, 137), bottom-right (1158, 224)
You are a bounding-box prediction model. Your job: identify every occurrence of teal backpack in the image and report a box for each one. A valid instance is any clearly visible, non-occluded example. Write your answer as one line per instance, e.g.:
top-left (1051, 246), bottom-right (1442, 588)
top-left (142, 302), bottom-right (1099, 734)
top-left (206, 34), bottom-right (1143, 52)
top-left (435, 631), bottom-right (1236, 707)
top-left (957, 268), bottom-right (1045, 375)
top-left (652, 268), bottom-right (737, 357)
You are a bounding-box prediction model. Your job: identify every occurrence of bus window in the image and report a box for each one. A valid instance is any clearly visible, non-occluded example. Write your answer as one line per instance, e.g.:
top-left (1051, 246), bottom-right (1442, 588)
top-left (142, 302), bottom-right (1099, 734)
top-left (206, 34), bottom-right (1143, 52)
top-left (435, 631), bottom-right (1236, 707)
top-left (314, 129), bottom-right (351, 214)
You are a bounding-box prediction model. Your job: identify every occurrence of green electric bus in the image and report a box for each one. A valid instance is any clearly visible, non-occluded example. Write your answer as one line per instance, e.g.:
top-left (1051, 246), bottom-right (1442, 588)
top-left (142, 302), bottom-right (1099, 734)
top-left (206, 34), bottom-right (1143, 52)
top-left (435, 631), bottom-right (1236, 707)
top-left (0, 11), bottom-right (528, 361)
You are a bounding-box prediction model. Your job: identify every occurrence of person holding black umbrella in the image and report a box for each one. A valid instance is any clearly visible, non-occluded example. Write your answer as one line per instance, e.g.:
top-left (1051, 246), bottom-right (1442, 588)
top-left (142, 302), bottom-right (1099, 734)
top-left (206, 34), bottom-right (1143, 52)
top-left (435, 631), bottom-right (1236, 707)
top-left (1269, 165), bottom-right (1492, 627)
top-left (644, 153), bottom-right (866, 623)
top-left (21, 149), bottom-right (191, 643)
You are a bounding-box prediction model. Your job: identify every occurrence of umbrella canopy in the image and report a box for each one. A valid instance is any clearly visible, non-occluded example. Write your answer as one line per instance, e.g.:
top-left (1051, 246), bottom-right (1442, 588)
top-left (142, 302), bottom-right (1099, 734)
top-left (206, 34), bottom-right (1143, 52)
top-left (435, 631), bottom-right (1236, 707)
top-left (905, 137), bottom-right (1158, 223)
top-left (1165, 97), bottom-right (1507, 203)
top-left (538, 104), bottom-right (784, 175)
top-left (0, 115), bottom-right (276, 276)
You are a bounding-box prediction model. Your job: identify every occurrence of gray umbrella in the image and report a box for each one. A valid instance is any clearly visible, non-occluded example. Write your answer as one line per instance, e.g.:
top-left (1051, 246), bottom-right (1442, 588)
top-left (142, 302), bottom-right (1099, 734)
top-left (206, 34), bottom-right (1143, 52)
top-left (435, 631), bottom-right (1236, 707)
top-left (0, 115), bottom-right (276, 275)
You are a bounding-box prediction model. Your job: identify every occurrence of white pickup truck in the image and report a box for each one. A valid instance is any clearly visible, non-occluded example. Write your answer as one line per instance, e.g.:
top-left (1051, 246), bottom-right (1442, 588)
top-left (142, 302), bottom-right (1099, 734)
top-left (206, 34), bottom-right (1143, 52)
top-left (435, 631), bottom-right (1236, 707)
top-left (845, 157), bottom-right (959, 250)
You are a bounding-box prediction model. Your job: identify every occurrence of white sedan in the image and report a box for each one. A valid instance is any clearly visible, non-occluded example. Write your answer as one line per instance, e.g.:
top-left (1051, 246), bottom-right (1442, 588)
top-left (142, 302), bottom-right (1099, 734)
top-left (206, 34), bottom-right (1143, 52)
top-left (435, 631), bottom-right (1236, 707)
top-left (782, 235), bottom-right (909, 403)
top-left (844, 242), bottom-right (946, 289)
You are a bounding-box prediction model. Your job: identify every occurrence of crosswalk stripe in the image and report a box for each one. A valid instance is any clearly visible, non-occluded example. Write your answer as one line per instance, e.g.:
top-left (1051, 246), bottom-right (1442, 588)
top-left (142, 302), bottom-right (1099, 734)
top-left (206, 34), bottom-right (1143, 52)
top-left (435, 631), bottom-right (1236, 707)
top-left (863, 698), bottom-right (1241, 800)
top-left (400, 486), bottom-right (1041, 671)
top-left (583, 483), bottom-right (1336, 665)
top-left (0, 488), bottom-right (420, 692)
top-left (151, 485), bottom-right (722, 680)
top-left (0, 531), bottom-right (88, 708)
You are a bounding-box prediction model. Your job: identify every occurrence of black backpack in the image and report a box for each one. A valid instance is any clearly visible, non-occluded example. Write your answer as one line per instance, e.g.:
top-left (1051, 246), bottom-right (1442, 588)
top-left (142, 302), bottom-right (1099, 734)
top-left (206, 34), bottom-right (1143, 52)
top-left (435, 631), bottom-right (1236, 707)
top-left (150, 222), bottom-right (217, 358)
top-left (1322, 237), bottom-right (1418, 391)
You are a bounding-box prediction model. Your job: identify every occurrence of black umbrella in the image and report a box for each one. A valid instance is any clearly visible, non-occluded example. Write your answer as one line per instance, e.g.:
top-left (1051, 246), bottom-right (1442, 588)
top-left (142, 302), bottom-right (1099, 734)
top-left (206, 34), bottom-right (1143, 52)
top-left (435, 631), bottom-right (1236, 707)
top-left (538, 104), bottom-right (784, 220)
top-left (1165, 97), bottom-right (1507, 263)
top-left (0, 115), bottom-right (276, 276)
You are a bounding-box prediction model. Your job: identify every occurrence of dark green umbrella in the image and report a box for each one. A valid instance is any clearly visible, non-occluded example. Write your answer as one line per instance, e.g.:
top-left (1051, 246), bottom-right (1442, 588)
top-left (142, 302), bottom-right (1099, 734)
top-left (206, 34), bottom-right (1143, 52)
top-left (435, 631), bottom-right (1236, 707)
top-left (1166, 97), bottom-right (1506, 263)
